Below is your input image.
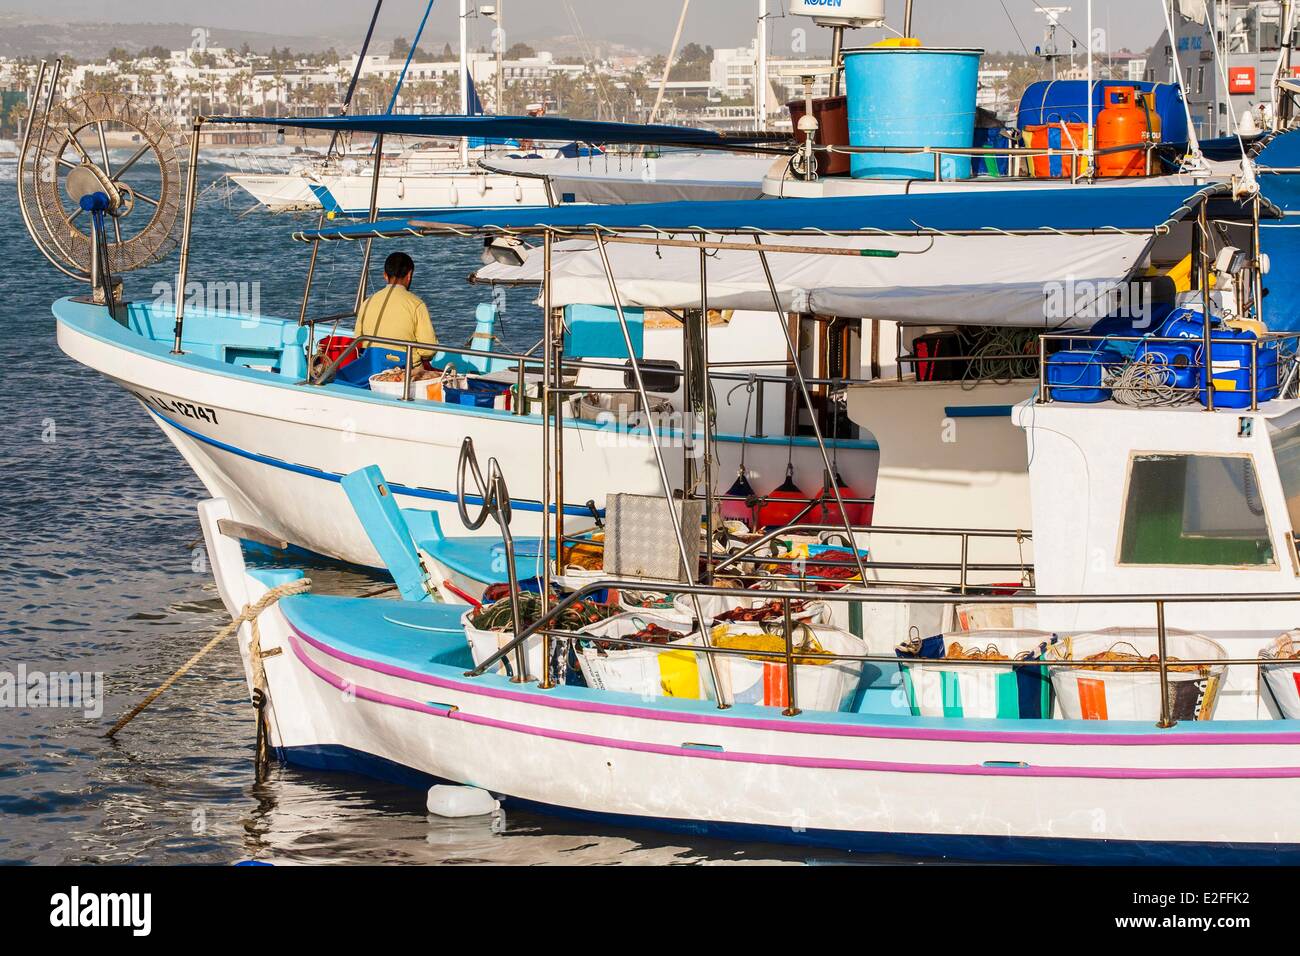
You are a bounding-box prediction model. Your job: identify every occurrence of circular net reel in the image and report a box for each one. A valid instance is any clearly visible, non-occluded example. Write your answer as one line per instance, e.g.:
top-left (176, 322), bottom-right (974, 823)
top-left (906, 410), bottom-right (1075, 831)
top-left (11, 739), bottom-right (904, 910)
top-left (19, 91), bottom-right (186, 282)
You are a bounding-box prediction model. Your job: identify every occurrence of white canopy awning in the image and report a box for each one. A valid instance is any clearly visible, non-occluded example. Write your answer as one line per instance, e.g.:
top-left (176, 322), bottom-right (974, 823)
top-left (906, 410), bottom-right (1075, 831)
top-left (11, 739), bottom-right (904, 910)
top-left (473, 232), bottom-right (1153, 327)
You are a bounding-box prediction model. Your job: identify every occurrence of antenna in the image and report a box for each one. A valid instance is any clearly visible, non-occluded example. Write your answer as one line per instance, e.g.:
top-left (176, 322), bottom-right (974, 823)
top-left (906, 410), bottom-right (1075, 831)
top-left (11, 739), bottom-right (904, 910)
top-left (1035, 6), bottom-right (1073, 80)
top-left (788, 0), bottom-right (887, 97)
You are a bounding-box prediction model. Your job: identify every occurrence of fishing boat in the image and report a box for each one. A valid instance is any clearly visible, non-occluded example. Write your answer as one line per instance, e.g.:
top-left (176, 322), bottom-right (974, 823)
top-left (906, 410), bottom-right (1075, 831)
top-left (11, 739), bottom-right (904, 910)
top-left (193, 166), bottom-right (1300, 862)
top-left (18, 72), bottom-right (864, 570)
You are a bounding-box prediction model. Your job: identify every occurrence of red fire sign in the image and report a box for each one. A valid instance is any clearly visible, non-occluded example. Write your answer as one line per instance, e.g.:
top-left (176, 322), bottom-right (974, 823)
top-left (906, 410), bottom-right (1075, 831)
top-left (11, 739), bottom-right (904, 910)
top-left (1229, 67), bottom-right (1257, 95)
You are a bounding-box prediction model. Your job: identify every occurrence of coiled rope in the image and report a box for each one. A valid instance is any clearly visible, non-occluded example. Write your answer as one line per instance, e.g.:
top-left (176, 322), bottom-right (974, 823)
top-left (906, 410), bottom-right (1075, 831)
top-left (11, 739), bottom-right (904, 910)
top-left (1107, 356), bottom-right (1195, 408)
top-left (104, 578), bottom-right (312, 739)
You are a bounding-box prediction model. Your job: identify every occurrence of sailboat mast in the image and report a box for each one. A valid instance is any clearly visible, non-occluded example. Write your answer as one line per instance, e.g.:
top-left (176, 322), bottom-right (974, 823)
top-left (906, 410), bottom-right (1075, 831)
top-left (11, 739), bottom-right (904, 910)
top-left (648, 0), bottom-right (691, 124)
top-left (496, 0), bottom-right (505, 114)
top-left (460, 0), bottom-right (469, 165)
top-left (1087, 0), bottom-right (1094, 176)
top-left (756, 0), bottom-right (768, 131)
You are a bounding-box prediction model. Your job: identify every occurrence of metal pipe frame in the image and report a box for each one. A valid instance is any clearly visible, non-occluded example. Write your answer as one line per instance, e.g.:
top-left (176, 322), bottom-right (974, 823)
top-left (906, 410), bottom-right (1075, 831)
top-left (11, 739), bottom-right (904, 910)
top-left (470, 577), bottom-right (1295, 731)
top-left (752, 236), bottom-right (868, 585)
top-left (539, 230), bottom-right (556, 688)
top-left (592, 230), bottom-right (726, 705)
top-left (172, 119), bottom-right (204, 354)
top-left (1199, 200), bottom-right (1215, 412)
top-left (353, 132), bottom-right (385, 316)
top-left (698, 233), bottom-right (716, 583)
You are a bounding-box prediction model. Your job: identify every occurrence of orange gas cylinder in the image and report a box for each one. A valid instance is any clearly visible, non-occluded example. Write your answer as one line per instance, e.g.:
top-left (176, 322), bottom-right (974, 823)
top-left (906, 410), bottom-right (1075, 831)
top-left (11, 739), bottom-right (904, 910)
top-left (1096, 86), bottom-right (1151, 178)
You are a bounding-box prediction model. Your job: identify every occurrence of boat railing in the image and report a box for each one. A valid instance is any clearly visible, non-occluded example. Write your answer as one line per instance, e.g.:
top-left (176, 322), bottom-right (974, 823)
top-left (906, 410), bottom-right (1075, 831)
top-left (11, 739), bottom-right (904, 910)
top-left (300, 321), bottom-right (880, 419)
top-left (1035, 330), bottom-right (1300, 411)
top-left (817, 139), bottom-right (1158, 183)
top-left (468, 574), bottom-right (1300, 728)
top-left (709, 522), bottom-right (1031, 595)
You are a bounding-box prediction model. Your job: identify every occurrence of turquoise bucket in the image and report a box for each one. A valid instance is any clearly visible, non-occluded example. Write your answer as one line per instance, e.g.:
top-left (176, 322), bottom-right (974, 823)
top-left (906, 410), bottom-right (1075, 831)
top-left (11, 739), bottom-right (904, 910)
top-left (843, 47), bottom-right (983, 180)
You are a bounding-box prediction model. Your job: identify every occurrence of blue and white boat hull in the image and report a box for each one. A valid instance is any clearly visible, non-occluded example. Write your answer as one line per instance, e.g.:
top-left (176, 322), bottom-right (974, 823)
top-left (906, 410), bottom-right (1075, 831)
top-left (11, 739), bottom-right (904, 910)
top-left (199, 498), bottom-right (1300, 863)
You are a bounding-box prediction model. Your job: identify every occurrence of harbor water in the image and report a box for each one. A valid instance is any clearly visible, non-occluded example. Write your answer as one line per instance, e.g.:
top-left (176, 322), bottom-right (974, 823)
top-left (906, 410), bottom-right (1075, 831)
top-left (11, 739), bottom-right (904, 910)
top-left (0, 165), bottom-right (878, 865)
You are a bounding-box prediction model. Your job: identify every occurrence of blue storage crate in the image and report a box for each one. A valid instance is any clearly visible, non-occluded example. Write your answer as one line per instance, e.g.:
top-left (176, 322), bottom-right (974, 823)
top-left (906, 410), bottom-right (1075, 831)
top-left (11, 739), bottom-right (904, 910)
top-left (444, 378), bottom-right (511, 408)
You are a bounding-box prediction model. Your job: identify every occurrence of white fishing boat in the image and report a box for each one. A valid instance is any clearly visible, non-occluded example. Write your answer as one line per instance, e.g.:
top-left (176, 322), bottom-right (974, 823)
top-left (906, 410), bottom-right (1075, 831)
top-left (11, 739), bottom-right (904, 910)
top-left (192, 163), bottom-right (1300, 861)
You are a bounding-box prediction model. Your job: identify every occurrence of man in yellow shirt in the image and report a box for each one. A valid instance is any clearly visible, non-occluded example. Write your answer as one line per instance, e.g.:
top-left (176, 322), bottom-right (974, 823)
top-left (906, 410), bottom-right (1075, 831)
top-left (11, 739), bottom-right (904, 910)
top-left (354, 252), bottom-right (438, 363)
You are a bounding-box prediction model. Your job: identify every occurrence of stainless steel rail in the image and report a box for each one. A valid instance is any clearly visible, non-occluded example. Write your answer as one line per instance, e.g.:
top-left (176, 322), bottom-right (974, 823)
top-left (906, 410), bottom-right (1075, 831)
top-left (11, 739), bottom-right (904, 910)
top-left (468, 576), bottom-right (1300, 729)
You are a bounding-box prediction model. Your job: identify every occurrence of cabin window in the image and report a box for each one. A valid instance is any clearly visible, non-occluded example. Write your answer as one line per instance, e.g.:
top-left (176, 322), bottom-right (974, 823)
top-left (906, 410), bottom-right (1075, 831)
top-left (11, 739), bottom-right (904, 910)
top-left (1118, 453), bottom-right (1275, 567)
top-left (1270, 422), bottom-right (1300, 537)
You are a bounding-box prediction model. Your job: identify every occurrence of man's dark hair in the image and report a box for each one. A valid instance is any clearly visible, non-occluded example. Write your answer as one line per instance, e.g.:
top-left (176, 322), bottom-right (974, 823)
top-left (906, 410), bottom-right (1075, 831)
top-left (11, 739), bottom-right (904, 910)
top-left (384, 252), bottom-right (415, 280)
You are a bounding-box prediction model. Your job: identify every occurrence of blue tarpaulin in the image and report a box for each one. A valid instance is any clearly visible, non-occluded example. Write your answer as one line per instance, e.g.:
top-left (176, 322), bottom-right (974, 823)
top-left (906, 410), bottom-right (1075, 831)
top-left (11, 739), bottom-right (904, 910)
top-left (206, 113), bottom-right (787, 149)
top-left (293, 183), bottom-right (1258, 242)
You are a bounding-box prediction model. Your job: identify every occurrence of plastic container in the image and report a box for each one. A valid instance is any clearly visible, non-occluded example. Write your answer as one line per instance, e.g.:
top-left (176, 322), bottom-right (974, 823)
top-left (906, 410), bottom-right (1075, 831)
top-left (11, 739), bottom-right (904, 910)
top-left (369, 371), bottom-right (414, 398)
top-left (462, 607), bottom-right (545, 681)
top-left (577, 612), bottom-right (703, 700)
top-left (1260, 632), bottom-right (1300, 718)
top-left (319, 334), bottom-right (358, 368)
top-left (787, 95), bottom-right (850, 176)
top-left (896, 629), bottom-right (1057, 719)
top-left (1131, 340), bottom-right (1200, 390)
top-left (1048, 628), bottom-right (1228, 721)
top-left (1045, 348), bottom-right (1124, 403)
top-left (702, 622), bottom-right (867, 712)
top-left (842, 46), bottom-right (983, 180)
top-left (445, 378), bottom-right (511, 408)
top-left (1196, 330), bottom-right (1279, 408)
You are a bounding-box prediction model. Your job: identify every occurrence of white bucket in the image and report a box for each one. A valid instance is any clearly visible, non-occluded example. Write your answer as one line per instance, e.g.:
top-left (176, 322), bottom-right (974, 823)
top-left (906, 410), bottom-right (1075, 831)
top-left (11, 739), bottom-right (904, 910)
top-left (1260, 631), bottom-right (1300, 719)
top-left (671, 592), bottom-right (830, 628)
top-left (897, 629), bottom-right (1056, 720)
top-left (701, 622), bottom-right (866, 713)
top-left (1049, 628), bottom-right (1228, 722)
top-left (462, 607), bottom-right (545, 681)
top-left (577, 612), bottom-right (704, 700)
top-left (368, 372), bottom-right (412, 398)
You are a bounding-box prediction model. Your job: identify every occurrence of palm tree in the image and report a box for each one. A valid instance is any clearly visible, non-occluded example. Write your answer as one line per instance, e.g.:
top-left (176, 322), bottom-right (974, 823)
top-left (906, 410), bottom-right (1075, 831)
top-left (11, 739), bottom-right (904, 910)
top-left (257, 78), bottom-right (274, 117)
top-left (162, 74), bottom-right (180, 121)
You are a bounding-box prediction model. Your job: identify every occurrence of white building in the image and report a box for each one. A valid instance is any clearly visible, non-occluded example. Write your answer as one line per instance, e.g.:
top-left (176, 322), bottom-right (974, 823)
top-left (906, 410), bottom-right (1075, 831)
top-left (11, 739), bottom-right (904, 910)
top-left (710, 42), bottom-right (834, 104)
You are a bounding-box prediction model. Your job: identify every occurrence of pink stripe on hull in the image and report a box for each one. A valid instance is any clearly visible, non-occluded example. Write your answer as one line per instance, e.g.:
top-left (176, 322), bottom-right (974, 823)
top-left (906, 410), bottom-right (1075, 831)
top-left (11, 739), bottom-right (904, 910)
top-left (287, 623), bottom-right (1300, 749)
top-left (287, 633), bottom-right (1300, 781)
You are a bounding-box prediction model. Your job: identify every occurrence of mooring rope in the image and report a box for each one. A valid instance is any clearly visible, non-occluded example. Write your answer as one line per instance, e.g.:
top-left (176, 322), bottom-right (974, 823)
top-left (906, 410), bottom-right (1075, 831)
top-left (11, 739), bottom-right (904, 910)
top-left (104, 578), bottom-right (312, 739)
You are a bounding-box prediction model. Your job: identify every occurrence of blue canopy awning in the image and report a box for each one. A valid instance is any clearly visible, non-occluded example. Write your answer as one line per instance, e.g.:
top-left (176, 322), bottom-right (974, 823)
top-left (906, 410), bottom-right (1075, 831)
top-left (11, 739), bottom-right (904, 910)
top-left (205, 113), bottom-right (788, 150)
top-left (293, 183), bottom-right (1264, 242)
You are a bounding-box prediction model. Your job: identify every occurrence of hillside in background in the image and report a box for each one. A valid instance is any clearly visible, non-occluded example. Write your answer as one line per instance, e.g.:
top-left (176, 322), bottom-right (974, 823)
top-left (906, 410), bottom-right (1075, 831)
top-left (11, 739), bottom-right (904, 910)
top-left (0, 14), bottom-right (654, 61)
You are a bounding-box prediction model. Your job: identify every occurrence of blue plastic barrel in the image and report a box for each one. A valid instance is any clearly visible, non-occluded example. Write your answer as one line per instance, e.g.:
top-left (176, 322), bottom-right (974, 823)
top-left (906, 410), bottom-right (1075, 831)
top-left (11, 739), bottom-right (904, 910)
top-left (1016, 80), bottom-right (1189, 147)
top-left (842, 47), bottom-right (983, 180)
top-left (1046, 348), bottom-right (1125, 403)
